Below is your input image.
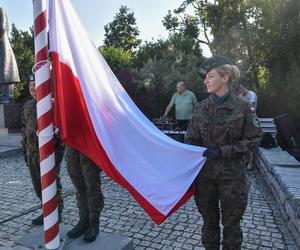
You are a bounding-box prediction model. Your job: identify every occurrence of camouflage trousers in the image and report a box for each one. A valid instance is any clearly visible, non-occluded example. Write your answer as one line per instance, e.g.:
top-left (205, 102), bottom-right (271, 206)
top-left (27, 152), bottom-right (64, 213)
top-left (66, 147), bottom-right (104, 221)
top-left (194, 159), bottom-right (249, 250)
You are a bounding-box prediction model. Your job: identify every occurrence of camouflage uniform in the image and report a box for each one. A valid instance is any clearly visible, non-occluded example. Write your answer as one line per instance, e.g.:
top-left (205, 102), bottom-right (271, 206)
top-left (65, 146), bottom-right (104, 222)
top-left (21, 98), bottom-right (65, 213)
top-left (185, 92), bottom-right (263, 250)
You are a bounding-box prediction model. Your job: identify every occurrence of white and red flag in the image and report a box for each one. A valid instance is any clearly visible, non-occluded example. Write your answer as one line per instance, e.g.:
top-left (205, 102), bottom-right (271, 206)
top-left (49, 0), bottom-right (206, 224)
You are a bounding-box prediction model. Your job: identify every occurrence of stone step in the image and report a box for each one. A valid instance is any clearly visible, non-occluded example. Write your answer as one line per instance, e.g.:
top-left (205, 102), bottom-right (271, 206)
top-left (259, 147), bottom-right (300, 168)
top-left (0, 128), bottom-right (8, 134)
top-left (0, 133), bottom-right (22, 147)
top-left (15, 225), bottom-right (133, 250)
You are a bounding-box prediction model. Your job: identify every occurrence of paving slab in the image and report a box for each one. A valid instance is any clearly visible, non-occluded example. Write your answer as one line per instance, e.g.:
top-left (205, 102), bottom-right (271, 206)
top-left (15, 224), bottom-right (133, 250)
top-left (64, 232), bottom-right (133, 250)
top-left (0, 247), bottom-right (31, 250)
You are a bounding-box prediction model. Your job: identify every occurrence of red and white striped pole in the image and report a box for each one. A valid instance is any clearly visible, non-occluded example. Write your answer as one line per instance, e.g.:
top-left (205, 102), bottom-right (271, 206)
top-left (33, 0), bottom-right (60, 249)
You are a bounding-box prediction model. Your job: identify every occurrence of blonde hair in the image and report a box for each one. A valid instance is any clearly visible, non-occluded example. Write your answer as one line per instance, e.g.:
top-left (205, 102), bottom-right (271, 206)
top-left (215, 64), bottom-right (240, 86)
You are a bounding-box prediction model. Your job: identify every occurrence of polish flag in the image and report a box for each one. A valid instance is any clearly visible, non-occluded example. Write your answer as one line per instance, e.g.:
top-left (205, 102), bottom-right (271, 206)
top-left (49, 0), bottom-right (206, 224)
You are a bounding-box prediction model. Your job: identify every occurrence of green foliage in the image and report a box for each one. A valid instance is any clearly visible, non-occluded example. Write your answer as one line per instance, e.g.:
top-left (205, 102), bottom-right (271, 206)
top-left (257, 0), bottom-right (300, 127)
top-left (163, 9), bottom-right (206, 55)
top-left (135, 42), bottom-right (205, 118)
top-left (104, 6), bottom-right (141, 52)
top-left (170, 0), bottom-right (300, 128)
top-left (132, 4), bottom-right (207, 118)
top-left (99, 46), bottom-right (133, 73)
top-left (9, 24), bottom-right (34, 101)
top-left (134, 39), bottom-right (169, 69)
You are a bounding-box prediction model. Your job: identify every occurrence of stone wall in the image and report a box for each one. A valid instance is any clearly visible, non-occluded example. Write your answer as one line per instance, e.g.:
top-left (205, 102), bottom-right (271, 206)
top-left (256, 147), bottom-right (300, 248)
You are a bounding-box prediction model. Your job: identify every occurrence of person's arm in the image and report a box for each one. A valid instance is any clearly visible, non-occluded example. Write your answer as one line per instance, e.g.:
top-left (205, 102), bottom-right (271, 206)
top-left (191, 92), bottom-right (197, 108)
top-left (163, 95), bottom-right (175, 117)
top-left (184, 103), bottom-right (202, 146)
top-left (220, 104), bottom-right (263, 158)
top-left (163, 104), bottom-right (173, 117)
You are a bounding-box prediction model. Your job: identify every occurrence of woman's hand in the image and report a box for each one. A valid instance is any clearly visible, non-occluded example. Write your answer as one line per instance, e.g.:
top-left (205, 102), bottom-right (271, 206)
top-left (203, 147), bottom-right (222, 160)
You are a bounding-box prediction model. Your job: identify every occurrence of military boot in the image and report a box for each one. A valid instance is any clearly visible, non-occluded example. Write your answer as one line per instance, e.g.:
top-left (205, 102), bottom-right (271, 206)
top-left (83, 218), bottom-right (99, 243)
top-left (32, 214), bottom-right (43, 225)
top-left (67, 217), bottom-right (89, 238)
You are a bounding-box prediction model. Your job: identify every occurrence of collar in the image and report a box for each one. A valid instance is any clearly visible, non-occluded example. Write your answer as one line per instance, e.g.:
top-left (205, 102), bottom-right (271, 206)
top-left (178, 90), bottom-right (187, 96)
top-left (208, 91), bottom-right (235, 109)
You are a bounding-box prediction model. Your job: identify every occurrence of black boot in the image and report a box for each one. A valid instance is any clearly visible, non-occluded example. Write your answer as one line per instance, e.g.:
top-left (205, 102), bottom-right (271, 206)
top-left (83, 219), bottom-right (99, 243)
top-left (67, 217), bottom-right (89, 238)
top-left (32, 214), bottom-right (43, 225)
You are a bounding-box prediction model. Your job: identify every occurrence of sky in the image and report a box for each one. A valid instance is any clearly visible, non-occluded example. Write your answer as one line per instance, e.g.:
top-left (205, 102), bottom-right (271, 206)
top-left (0, 0), bottom-right (211, 55)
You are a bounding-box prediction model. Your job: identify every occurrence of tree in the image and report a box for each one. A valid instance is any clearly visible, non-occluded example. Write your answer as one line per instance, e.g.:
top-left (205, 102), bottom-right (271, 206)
top-left (104, 6), bottom-right (141, 52)
top-left (162, 10), bottom-right (204, 57)
top-left (99, 46), bottom-right (133, 73)
top-left (172, 0), bottom-right (300, 128)
top-left (9, 24), bottom-right (34, 101)
top-left (134, 39), bottom-right (169, 69)
top-left (168, 0), bottom-right (262, 88)
top-left (257, 0), bottom-right (300, 127)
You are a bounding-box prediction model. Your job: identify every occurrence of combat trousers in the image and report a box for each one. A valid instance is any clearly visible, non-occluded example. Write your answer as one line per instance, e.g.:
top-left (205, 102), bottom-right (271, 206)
top-left (27, 152), bottom-right (64, 213)
top-left (194, 160), bottom-right (249, 250)
top-left (66, 147), bottom-right (104, 221)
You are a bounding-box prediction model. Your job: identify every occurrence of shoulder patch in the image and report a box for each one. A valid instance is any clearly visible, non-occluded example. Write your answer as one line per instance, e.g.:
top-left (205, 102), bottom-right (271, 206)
top-left (253, 116), bottom-right (261, 128)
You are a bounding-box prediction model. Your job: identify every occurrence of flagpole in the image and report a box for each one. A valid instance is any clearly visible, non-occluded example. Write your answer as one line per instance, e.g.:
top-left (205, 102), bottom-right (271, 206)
top-left (32, 0), bottom-right (60, 249)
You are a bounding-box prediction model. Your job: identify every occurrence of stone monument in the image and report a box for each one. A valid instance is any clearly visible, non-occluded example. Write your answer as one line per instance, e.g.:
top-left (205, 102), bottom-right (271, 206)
top-left (0, 7), bottom-right (20, 104)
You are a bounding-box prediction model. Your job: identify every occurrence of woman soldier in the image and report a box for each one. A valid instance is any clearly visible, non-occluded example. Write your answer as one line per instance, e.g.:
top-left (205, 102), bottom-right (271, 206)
top-left (185, 56), bottom-right (263, 250)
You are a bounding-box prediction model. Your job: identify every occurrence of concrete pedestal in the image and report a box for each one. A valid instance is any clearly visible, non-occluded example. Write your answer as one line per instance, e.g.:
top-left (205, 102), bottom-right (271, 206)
top-left (0, 103), bottom-right (23, 133)
top-left (0, 104), bottom-right (5, 131)
top-left (15, 225), bottom-right (133, 250)
top-left (0, 103), bottom-right (22, 156)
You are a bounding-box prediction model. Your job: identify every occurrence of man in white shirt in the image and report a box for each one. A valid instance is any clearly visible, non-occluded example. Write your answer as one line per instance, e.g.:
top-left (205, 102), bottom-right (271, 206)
top-left (237, 84), bottom-right (257, 113)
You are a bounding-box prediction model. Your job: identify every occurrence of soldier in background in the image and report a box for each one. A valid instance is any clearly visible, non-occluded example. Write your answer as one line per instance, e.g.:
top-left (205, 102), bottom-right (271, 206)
top-left (236, 80), bottom-right (259, 170)
top-left (185, 56), bottom-right (263, 249)
top-left (21, 74), bottom-right (64, 225)
top-left (66, 146), bottom-right (104, 243)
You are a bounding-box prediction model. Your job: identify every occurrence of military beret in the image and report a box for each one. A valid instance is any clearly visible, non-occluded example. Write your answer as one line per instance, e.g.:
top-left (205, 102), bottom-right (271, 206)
top-left (27, 73), bottom-right (35, 83)
top-left (198, 56), bottom-right (231, 79)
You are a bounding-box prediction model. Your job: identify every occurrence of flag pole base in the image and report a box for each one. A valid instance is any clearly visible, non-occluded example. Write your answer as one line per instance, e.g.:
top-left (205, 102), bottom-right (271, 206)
top-left (15, 224), bottom-right (69, 250)
top-left (15, 224), bottom-right (133, 250)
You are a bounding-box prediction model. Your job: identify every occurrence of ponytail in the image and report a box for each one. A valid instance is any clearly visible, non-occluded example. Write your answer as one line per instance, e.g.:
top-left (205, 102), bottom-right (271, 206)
top-left (216, 64), bottom-right (240, 86)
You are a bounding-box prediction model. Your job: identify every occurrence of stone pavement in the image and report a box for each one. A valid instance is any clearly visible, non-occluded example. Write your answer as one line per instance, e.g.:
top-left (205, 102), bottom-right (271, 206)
top-left (0, 153), bottom-right (298, 250)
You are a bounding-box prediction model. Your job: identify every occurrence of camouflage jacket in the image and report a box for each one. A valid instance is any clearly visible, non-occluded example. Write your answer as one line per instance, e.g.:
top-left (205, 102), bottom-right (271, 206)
top-left (21, 98), bottom-right (65, 165)
top-left (21, 99), bottom-right (38, 156)
top-left (185, 92), bottom-right (263, 159)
